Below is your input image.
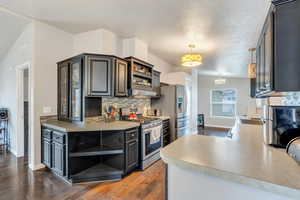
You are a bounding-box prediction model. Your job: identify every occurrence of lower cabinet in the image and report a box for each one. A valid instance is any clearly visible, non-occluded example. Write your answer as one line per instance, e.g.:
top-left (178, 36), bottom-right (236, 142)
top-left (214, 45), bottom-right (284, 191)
top-left (42, 138), bottom-right (52, 168)
top-left (52, 141), bottom-right (66, 176)
top-left (41, 128), bottom-right (66, 178)
top-left (125, 128), bottom-right (139, 173)
top-left (42, 126), bottom-right (140, 183)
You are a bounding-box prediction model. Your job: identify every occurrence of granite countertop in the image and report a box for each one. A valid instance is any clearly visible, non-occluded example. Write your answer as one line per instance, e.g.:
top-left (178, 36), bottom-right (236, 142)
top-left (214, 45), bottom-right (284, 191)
top-left (160, 124), bottom-right (300, 199)
top-left (42, 119), bottom-right (140, 132)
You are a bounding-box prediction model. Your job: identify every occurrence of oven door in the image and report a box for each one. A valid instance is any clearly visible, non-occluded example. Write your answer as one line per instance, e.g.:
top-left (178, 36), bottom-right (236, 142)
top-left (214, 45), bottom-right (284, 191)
top-left (142, 126), bottom-right (163, 160)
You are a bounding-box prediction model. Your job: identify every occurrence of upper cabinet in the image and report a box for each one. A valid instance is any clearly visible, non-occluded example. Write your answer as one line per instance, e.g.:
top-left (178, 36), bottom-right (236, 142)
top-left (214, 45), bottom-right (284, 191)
top-left (152, 70), bottom-right (161, 97)
top-left (86, 55), bottom-right (113, 96)
top-left (115, 59), bottom-right (128, 97)
top-left (125, 57), bottom-right (157, 96)
top-left (256, 0), bottom-right (300, 97)
top-left (57, 54), bottom-right (129, 121)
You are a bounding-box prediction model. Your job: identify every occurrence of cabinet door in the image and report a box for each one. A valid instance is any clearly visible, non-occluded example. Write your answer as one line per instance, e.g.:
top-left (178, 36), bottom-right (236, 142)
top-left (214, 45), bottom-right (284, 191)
top-left (260, 36), bottom-right (266, 92)
top-left (264, 12), bottom-right (273, 92)
top-left (42, 138), bottom-right (52, 168)
top-left (274, 1), bottom-right (300, 91)
top-left (70, 58), bottom-right (83, 121)
top-left (52, 142), bottom-right (65, 176)
top-left (58, 62), bottom-right (69, 120)
top-left (126, 140), bottom-right (138, 172)
top-left (115, 59), bottom-right (128, 97)
top-left (152, 70), bottom-right (161, 96)
top-left (256, 45), bottom-right (261, 94)
top-left (86, 56), bottom-right (113, 96)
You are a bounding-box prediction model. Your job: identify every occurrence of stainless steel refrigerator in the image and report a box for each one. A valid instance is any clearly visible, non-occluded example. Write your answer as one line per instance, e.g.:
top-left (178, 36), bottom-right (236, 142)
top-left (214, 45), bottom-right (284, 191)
top-left (151, 85), bottom-right (191, 142)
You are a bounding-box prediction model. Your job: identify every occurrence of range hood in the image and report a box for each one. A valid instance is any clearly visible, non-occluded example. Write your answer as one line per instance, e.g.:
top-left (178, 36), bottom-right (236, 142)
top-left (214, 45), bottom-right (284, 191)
top-left (131, 89), bottom-right (157, 97)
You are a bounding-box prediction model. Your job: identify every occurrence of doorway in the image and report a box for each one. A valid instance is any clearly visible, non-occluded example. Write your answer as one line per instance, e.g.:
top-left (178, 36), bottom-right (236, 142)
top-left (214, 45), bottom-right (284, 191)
top-left (23, 69), bottom-right (29, 157)
top-left (16, 62), bottom-right (32, 164)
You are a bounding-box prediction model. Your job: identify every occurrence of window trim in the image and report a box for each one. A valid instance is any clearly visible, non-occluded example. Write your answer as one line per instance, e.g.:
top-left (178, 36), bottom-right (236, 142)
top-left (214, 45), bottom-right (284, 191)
top-left (210, 88), bottom-right (237, 119)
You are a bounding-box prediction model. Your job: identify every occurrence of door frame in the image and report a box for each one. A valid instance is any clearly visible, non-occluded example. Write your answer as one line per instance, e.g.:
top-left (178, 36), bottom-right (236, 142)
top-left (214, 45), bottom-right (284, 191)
top-left (15, 62), bottom-right (33, 161)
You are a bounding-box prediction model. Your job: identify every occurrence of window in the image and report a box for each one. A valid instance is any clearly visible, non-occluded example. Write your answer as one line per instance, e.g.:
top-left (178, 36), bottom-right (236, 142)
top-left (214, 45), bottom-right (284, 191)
top-left (210, 89), bottom-right (237, 118)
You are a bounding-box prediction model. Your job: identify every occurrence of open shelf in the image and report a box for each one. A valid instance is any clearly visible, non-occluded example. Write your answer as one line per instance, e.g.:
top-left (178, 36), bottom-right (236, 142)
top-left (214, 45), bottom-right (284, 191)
top-left (133, 72), bottom-right (152, 79)
top-left (71, 163), bottom-right (123, 183)
top-left (70, 146), bottom-right (124, 157)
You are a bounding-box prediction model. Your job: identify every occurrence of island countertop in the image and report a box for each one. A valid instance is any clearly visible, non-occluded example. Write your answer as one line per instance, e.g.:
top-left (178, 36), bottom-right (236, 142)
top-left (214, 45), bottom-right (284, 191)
top-left (160, 124), bottom-right (300, 199)
top-left (42, 119), bottom-right (140, 132)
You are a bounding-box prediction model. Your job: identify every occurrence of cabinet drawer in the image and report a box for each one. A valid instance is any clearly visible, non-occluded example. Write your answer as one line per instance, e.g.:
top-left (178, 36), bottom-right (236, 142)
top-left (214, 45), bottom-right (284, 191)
top-left (53, 132), bottom-right (65, 144)
top-left (126, 129), bottom-right (138, 142)
top-left (42, 129), bottom-right (52, 139)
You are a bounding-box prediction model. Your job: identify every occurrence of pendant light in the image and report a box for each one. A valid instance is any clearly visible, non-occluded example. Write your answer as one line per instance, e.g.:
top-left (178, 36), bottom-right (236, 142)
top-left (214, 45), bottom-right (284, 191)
top-left (181, 44), bottom-right (203, 67)
top-left (248, 48), bottom-right (256, 79)
top-left (214, 78), bottom-right (226, 85)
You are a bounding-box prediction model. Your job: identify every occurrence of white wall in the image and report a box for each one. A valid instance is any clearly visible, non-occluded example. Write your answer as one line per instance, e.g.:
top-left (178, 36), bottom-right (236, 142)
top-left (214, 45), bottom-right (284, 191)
top-left (1, 18), bottom-right (174, 169)
top-left (31, 20), bottom-right (74, 168)
top-left (148, 52), bottom-right (173, 82)
top-left (73, 29), bottom-right (118, 56)
top-left (122, 38), bottom-right (148, 61)
top-left (0, 23), bottom-right (33, 155)
top-left (198, 75), bottom-right (254, 128)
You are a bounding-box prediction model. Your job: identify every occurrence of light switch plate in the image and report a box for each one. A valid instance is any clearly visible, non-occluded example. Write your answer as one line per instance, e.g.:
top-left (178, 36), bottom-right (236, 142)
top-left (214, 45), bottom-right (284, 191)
top-left (43, 107), bottom-right (52, 114)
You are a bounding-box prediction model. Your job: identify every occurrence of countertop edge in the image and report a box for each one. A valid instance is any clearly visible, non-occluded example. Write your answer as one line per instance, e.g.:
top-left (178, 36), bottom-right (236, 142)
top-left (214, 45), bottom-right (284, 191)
top-left (160, 151), bottom-right (300, 200)
top-left (41, 121), bottom-right (141, 132)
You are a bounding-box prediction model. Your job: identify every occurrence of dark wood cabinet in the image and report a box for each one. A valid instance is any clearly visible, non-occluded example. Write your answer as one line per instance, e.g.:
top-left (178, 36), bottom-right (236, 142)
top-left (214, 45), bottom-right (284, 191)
top-left (70, 58), bottom-right (83, 121)
top-left (162, 119), bottom-right (170, 147)
top-left (57, 54), bottom-right (130, 121)
top-left (86, 55), bottom-right (113, 96)
top-left (58, 61), bottom-right (70, 120)
top-left (58, 57), bottom-right (84, 121)
top-left (152, 70), bottom-right (161, 97)
top-left (41, 128), bottom-right (66, 177)
top-left (126, 140), bottom-right (138, 171)
top-left (256, 0), bottom-right (300, 97)
top-left (52, 141), bottom-right (65, 176)
top-left (125, 128), bottom-right (139, 173)
top-left (41, 126), bottom-right (140, 183)
top-left (125, 57), bottom-right (157, 96)
top-left (115, 59), bottom-right (128, 97)
top-left (42, 138), bottom-right (52, 168)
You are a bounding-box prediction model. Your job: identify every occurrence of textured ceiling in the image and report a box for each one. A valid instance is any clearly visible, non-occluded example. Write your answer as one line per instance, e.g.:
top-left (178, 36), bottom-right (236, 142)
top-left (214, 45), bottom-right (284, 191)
top-left (0, 9), bottom-right (30, 62)
top-left (0, 0), bottom-right (270, 77)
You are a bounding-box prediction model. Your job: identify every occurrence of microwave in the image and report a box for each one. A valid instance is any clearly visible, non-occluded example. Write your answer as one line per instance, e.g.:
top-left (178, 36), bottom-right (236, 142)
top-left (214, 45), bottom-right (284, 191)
top-left (263, 106), bottom-right (300, 148)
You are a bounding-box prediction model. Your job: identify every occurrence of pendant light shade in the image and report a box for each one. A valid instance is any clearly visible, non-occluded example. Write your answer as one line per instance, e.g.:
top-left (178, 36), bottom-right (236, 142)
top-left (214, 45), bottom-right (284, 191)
top-left (248, 48), bottom-right (256, 79)
top-left (181, 44), bottom-right (203, 67)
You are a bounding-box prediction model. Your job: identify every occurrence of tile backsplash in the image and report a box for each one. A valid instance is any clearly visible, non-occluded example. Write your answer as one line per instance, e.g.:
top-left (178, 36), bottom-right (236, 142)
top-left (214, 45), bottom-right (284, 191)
top-left (102, 97), bottom-right (151, 114)
top-left (282, 92), bottom-right (300, 106)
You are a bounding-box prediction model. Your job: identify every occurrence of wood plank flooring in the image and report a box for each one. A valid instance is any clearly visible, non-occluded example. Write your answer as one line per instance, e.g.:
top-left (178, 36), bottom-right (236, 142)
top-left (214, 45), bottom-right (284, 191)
top-left (0, 152), bottom-right (165, 200)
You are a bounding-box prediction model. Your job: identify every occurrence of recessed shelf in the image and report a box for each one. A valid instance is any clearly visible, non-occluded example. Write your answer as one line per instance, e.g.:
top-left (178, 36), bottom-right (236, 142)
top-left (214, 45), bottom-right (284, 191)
top-left (70, 146), bottom-right (124, 157)
top-left (71, 163), bottom-right (123, 183)
top-left (133, 72), bottom-right (152, 79)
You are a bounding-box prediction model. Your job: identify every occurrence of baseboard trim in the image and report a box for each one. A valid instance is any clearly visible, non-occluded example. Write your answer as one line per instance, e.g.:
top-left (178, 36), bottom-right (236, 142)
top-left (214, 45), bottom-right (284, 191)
top-left (9, 149), bottom-right (17, 157)
top-left (29, 163), bottom-right (45, 171)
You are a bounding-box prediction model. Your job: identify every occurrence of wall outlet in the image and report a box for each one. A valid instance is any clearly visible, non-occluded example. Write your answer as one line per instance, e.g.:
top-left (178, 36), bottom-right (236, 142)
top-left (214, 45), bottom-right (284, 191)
top-left (43, 107), bottom-right (52, 114)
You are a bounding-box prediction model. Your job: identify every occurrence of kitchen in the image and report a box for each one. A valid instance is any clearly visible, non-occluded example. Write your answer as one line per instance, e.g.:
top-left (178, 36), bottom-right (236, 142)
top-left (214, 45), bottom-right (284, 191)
top-left (1, 0), bottom-right (300, 200)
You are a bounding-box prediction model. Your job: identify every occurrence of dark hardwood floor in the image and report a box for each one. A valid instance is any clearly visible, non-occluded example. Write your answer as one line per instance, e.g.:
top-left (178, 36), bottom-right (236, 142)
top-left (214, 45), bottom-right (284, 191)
top-left (0, 152), bottom-right (165, 200)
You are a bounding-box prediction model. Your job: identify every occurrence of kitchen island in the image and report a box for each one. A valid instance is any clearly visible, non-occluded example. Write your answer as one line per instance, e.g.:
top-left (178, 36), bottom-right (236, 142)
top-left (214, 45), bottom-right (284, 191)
top-left (161, 123), bottom-right (300, 200)
top-left (41, 119), bottom-right (140, 183)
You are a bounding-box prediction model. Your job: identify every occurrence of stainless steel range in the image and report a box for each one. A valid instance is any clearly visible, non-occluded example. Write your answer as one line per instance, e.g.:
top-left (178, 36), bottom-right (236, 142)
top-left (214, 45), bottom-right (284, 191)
top-left (141, 119), bottom-right (163, 170)
top-left (123, 116), bottom-right (163, 170)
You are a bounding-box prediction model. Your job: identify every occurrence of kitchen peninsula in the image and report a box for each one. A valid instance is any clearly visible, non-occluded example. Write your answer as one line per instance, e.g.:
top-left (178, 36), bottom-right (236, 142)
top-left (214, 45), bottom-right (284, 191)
top-left (41, 53), bottom-right (171, 184)
top-left (161, 123), bottom-right (300, 200)
top-left (42, 119), bottom-right (140, 183)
